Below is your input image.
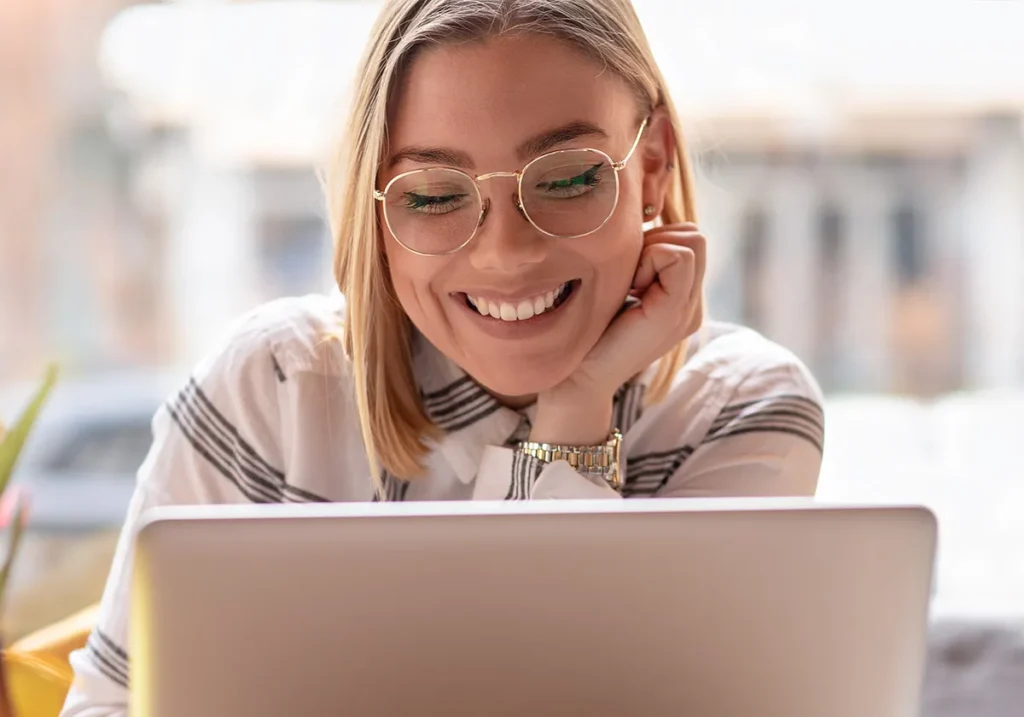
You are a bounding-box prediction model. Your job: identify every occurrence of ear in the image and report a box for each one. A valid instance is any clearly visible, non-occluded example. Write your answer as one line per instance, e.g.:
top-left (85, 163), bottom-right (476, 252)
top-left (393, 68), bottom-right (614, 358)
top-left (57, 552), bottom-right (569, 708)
top-left (637, 105), bottom-right (676, 219)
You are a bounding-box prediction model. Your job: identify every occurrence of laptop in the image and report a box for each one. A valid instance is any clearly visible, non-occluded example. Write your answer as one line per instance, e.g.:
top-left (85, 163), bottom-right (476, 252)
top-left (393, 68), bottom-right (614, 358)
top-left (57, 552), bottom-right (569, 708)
top-left (130, 498), bottom-right (937, 717)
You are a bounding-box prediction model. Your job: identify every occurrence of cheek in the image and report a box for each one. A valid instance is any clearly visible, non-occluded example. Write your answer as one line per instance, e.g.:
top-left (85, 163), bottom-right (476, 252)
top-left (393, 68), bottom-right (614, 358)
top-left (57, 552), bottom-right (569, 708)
top-left (382, 234), bottom-right (423, 309)
top-left (387, 252), bottom-right (424, 303)
top-left (586, 212), bottom-right (645, 288)
top-left (596, 177), bottom-right (645, 262)
top-left (383, 233), bottom-right (455, 331)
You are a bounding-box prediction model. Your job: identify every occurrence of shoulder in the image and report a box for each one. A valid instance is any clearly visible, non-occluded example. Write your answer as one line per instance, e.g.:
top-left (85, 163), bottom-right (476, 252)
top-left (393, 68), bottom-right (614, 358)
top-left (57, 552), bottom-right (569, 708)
top-left (634, 321), bottom-right (824, 450)
top-left (193, 292), bottom-right (351, 388)
top-left (625, 323), bottom-right (825, 498)
top-left (182, 292), bottom-right (355, 456)
top-left (683, 321), bottom-right (823, 405)
top-left (164, 293), bottom-right (366, 502)
top-left (689, 322), bottom-right (824, 450)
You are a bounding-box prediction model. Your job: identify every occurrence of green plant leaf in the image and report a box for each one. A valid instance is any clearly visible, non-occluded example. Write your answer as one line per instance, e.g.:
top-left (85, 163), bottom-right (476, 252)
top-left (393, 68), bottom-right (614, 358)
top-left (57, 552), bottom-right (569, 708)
top-left (0, 363), bottom-right (59, 493)
top-left (0, 491), bottom-right (28, 607)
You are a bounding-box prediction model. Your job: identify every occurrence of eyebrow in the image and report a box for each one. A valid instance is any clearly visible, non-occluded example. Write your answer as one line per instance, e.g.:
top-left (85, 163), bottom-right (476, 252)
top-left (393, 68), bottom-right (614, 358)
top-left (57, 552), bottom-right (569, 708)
top-left (386, 120), bottom-right (609, 170)
top-left (387, 146), bottom-right (474, 170)
top-left (515, 121), bottom-right (608, 160)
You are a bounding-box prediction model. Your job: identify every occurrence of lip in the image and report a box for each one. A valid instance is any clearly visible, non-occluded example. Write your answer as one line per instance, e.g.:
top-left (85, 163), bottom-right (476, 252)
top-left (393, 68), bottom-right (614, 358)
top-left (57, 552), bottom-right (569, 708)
top-left (453, 280), bottom-right (580, 339)
top-left (453, 280), bottom-right (575, 304)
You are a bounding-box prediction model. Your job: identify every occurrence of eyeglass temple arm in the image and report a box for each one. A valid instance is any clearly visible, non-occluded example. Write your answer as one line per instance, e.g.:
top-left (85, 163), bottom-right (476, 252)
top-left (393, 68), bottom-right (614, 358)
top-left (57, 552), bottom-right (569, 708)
top-left (612, 116), bottom-right (650, 171)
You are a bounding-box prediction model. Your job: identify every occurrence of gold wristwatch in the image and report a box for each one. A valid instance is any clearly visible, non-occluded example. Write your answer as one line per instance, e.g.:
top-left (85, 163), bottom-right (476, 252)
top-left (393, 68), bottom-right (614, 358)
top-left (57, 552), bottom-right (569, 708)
top-left (517, 429), bottom-right (624, 491)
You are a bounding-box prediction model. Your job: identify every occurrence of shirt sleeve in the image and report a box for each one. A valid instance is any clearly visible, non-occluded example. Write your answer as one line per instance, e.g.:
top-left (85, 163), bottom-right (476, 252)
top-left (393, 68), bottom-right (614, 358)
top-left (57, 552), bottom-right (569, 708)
top-left (657, 360), bottom-right (825, 498)
top-left (60, 316), bottom-right (286, 717)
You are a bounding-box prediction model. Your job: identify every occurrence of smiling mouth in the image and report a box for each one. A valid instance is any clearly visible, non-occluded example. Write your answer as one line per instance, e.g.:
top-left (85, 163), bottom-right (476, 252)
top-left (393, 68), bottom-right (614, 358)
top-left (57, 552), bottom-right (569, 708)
top-left (460, 280), bottom-right (580, 322)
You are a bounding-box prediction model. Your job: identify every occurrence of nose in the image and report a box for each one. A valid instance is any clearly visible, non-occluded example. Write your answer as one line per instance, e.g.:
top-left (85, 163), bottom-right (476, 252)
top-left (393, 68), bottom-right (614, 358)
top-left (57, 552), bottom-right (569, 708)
top-left (465, 191), bottom-right (548, 273)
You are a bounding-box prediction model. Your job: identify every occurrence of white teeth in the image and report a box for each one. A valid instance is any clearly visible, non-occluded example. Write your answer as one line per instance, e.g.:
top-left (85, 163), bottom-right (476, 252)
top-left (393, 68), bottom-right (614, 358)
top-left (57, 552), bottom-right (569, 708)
top-left (499, 303), bottom-right (518, 321)
top-left (466, 282), bottom-right (571, 322)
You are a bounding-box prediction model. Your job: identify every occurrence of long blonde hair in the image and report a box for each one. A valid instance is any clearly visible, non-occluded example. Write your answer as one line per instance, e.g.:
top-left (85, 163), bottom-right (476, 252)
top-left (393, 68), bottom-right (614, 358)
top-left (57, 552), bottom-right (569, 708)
top-left (326, 0), bottom-right (699, 485)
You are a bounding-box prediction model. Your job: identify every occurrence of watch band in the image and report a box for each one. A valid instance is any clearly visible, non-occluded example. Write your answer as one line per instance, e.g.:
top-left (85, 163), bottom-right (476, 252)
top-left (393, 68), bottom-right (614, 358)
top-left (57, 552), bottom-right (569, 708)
top-left (517, 429), bottom-right (623, 491)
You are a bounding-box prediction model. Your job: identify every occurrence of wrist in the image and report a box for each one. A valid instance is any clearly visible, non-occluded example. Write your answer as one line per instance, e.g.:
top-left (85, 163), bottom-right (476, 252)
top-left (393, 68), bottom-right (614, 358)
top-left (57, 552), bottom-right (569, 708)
top-left (528, 390), bottom-right (615, 446)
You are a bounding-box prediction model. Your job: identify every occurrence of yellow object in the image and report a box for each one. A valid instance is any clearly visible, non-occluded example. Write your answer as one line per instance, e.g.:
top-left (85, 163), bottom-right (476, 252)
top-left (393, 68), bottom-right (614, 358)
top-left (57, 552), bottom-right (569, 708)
top-left (3, 604), bottom-right (98, 717)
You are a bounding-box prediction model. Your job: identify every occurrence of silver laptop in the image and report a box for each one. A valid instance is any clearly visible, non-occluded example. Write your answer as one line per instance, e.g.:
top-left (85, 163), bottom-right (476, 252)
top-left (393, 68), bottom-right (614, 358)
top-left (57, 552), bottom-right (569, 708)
top-left (130, 498), bottom-right (936, 717)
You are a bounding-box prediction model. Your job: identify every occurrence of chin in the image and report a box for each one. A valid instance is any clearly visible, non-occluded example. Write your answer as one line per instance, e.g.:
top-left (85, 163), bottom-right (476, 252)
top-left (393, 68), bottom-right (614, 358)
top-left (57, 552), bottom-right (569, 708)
top-left (466, 360), bottom-right (575, 401)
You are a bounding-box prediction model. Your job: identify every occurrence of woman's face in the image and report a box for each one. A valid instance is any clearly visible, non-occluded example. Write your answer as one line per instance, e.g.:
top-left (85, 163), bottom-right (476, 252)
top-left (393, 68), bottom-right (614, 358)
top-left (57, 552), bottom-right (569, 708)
top-left (380, 33), bottom-right (672, 402)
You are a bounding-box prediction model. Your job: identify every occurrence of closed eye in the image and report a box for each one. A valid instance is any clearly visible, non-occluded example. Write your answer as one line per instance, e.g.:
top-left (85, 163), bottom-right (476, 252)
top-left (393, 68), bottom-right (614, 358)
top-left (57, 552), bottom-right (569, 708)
top-left (535, 163), bottom-right (605, 198)
top-left (403, 192), bottom-right (471, 215)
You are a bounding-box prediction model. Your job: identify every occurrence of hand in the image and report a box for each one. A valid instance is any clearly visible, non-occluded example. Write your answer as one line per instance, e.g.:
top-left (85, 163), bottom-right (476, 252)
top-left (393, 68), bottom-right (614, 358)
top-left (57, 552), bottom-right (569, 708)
top-left (573, 222), bottom-right (706, 395)
top-left (529, 223), bottom-right (706, 444)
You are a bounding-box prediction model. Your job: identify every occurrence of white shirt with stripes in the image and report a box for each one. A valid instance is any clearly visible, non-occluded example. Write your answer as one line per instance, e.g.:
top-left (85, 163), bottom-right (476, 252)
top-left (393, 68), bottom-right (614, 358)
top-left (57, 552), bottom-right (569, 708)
top-left (60, 293), bottom-right (825, 716)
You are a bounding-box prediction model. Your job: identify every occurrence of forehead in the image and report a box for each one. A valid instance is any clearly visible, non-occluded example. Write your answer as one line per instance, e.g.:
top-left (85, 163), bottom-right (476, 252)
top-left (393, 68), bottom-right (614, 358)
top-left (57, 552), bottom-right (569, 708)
top-left (387, 33), bottom-right (639, 157)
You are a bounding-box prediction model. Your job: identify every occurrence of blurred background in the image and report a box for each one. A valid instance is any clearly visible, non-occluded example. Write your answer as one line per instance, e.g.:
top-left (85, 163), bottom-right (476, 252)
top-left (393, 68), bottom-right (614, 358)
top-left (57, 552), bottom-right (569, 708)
top-left (1, 0), bottom-right (1022, 713)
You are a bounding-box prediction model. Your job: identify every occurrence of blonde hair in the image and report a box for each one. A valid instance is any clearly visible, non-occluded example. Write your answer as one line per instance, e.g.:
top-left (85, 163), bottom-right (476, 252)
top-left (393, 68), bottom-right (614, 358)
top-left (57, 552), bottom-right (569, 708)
top-left (327, 0), bottom-right (699, 485)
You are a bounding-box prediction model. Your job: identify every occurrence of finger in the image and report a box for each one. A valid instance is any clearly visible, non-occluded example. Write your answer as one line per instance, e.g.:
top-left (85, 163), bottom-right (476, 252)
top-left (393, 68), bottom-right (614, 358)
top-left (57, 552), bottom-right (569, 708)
top-left (682, 232), bottom-right (707, 307)
top-left (585, 228), bottom-right (706, 385)
top-left (594, 250), bottom-right (697, 378)
top-left (664, 233), bottom-right (706, 333)
top-left (631, 243), bottom-right (687, 294)
top-left (642, 223), bottom-right (700, 247)
top-left (584, 246), bottom-right (700, 384)
top-left (630, 244), bottom-right (696, 301)
top-left (635, 241), bottom-right (704, 337)
top-left (632, 234), bottom-right (704, 294)
top-left (645, 221), bottom-right (698, 235)
top-left (643, 245), bottom-right (697, 307)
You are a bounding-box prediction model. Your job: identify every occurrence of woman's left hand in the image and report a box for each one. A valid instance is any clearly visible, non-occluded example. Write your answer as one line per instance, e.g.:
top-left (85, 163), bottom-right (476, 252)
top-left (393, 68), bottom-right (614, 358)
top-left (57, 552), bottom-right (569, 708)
top-left (529, 223), bottom-right (706, 444)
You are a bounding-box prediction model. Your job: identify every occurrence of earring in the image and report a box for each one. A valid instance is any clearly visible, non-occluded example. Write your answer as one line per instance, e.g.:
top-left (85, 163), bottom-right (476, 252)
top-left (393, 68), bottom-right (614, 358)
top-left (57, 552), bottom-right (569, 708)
top-left (643, 205), bottom-right (657, 217)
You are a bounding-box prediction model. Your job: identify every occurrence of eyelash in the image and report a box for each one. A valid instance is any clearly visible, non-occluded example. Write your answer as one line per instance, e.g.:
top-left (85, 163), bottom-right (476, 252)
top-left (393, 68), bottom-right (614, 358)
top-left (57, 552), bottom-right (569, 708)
top-left (537, 163), bottom-right (604, 198)
top-left (403, 192), bottom-right (469, 215)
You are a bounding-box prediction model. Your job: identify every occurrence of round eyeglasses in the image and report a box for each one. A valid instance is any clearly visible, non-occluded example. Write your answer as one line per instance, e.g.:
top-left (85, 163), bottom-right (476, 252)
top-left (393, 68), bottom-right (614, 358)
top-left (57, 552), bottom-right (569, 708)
top-left (373, 118), bottom-right (649, 256)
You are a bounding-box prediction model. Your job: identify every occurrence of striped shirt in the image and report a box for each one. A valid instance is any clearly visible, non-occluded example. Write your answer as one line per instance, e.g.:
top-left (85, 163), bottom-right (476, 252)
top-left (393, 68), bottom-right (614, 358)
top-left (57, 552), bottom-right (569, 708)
top-left (60, 293), bottom-right (825, 716)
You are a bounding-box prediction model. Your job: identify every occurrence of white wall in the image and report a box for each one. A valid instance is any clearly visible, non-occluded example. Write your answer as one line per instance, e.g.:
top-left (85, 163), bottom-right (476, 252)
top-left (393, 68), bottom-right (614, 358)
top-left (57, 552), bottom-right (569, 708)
top-left (165, 150), bottom-right (262, 366)
top-left (962, 116), bottom-right (1024, 388)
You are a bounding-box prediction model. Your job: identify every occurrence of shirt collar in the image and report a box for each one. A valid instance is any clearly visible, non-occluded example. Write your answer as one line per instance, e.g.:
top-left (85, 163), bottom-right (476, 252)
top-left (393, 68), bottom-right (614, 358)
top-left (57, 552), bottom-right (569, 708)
top-left (413, 333), bottom-right (523, 484)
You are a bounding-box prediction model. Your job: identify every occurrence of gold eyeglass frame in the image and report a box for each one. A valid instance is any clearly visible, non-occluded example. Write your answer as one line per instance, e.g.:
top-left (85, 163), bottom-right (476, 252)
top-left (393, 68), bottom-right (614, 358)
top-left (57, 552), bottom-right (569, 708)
top-left (373, 117), bottom-right (649, 257)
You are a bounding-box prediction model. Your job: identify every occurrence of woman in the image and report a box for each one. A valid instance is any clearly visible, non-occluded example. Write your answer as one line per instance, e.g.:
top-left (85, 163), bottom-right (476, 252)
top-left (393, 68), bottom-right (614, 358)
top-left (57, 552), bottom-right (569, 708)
top-left (62, 0), bottom-right (824, 713)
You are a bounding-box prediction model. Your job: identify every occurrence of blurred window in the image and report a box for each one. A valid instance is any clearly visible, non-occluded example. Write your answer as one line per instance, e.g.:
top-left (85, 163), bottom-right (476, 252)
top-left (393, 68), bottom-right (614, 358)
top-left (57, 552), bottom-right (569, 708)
top-left (816, 202), bottom-right (846, 387)
top-left (891, 202), bottom-right (925, 285)
top-left (46, 420), bottom-right (153, 476)
top-left (261, 216), bottom-right (330, 296)
top-left (819, 203), bottom-right (844, 272)
top-left (740, 206), bottom-right (769, 327)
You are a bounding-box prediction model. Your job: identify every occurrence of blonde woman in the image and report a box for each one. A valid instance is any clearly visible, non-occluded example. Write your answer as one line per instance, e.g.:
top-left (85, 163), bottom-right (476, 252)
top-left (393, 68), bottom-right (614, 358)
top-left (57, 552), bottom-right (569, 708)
top-left (62, 0), bottom-right (824, 713)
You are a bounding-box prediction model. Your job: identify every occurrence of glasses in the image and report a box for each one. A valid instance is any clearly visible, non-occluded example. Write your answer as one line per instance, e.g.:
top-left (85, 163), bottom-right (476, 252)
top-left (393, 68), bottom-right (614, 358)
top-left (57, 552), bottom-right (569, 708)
top-left (373, 118), bottom-right (649, 256)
